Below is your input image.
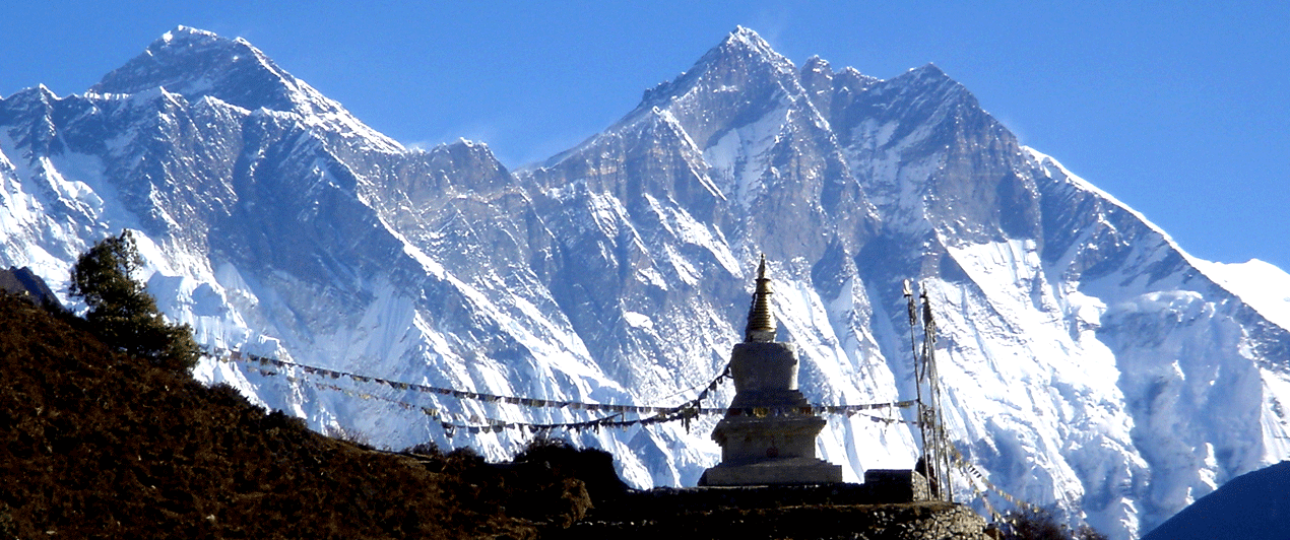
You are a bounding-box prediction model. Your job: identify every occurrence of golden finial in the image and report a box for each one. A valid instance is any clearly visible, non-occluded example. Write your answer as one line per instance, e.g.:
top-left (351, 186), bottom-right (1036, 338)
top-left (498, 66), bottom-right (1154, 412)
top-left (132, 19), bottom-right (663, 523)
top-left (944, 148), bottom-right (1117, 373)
top-left (745, 254), bottom-right (776, 342)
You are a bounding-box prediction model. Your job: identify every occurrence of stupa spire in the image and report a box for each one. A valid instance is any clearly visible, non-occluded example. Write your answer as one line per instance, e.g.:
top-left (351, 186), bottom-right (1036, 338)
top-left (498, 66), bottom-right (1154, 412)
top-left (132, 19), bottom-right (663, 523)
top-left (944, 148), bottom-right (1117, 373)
top-left (745, 254), bottom-right (776, 342)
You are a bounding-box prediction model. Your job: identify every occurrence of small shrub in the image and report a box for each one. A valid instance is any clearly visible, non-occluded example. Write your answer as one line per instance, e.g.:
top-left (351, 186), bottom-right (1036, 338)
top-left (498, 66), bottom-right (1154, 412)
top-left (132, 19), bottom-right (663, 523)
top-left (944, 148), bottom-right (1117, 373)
top-left (327, 425), bottom-right (372, 448)
top-left (1001, 509), bottom-right (1062, 540)
top-left (404, 441), bottom-right (443, 456)
top-left (517, 435), bottom-right (569, 455)
top-left (513, 437), bottom-right (628, 506)
top-left (1075, 524), bottom-right (1109, 540)
top-left (442, 446), bottom-right (487, 477)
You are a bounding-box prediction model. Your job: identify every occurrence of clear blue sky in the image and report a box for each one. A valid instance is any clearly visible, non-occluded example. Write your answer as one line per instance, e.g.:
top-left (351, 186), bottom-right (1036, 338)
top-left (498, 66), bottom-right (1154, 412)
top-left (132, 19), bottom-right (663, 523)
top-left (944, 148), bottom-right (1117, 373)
top-left (2, 2), bottom-right (1287, 270)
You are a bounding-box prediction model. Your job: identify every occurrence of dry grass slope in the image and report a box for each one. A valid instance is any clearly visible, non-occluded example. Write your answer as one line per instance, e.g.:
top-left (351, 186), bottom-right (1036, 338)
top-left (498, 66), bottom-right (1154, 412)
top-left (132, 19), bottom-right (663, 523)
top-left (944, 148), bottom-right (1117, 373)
top-left (0, 293), bottom-right (565, 539)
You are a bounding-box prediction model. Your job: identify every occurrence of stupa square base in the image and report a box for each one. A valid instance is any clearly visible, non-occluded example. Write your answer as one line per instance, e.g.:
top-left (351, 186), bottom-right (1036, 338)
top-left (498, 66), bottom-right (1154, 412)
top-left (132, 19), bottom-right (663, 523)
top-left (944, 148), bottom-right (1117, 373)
top-left (698, 457), bottom-right (843, 486)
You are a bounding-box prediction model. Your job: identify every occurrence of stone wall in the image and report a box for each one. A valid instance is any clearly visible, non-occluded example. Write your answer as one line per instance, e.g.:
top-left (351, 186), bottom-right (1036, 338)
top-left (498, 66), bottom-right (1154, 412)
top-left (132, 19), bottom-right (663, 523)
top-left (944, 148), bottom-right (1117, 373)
top-left (551, 485), bottom-right (993, 539)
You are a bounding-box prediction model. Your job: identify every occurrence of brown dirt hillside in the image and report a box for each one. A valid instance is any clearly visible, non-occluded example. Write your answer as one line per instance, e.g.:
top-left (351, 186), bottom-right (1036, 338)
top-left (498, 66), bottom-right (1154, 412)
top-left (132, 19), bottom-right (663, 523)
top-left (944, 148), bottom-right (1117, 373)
top-left (0, 292), bottom-right (549, 539)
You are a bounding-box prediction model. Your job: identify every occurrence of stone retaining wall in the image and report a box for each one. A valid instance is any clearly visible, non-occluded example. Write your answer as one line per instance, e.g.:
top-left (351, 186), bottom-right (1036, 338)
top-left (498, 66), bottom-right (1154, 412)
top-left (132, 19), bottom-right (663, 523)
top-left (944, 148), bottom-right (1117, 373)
top-left (548, 484), bottom-right (993, 540)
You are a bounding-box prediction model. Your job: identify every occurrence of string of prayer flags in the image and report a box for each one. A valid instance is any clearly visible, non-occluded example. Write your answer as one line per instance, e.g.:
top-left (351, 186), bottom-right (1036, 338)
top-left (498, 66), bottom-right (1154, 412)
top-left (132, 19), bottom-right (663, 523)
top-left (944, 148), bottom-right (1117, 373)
top-left (222, 349), bottom-right (734, 415)
top-left (946, 440), bottom-right (1038, 515)
top-left (221, 348), bottom-right (921, 422)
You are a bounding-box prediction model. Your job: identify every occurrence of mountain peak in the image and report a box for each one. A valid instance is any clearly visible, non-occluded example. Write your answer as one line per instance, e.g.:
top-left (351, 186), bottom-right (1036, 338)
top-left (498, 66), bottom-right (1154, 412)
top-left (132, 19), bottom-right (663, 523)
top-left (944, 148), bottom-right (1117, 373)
top-left (641, 25), bottom-right (797, 105)
top-left (90, 26), bottom-right (331, 115)
top-left (910, 62), bottom-right (948, 78)
top-left (883, 62), bottom-right (972, 104)
top-left (711, 26), bottom-right (781, 64)
top-left (726, 26), bottom-right (769, 47)
top-left (896, 63), bottom-right (958, 88)
top-left (86, 27), bottom-right (403, 153)
top-left (160, 25), bottom-right (221, 43)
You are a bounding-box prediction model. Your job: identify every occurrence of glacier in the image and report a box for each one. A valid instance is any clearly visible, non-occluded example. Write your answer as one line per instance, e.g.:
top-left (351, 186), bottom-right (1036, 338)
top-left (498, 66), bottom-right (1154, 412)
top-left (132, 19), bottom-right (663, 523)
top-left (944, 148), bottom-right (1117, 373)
top-left (2, 25), bottom-right (1288, 539)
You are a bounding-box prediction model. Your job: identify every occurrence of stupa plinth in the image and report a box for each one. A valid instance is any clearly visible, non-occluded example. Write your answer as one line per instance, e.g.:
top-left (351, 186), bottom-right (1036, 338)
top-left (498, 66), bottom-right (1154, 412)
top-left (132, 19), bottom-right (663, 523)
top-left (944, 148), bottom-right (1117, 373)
top-left (699, 256), bottom-right (843, 486)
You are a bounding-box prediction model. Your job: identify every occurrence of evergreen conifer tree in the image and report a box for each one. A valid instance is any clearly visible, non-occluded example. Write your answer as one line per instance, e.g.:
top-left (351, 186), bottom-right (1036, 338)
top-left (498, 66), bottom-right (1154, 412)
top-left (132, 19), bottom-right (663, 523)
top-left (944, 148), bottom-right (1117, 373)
top-left (69, 230), bottom-right (201, 372)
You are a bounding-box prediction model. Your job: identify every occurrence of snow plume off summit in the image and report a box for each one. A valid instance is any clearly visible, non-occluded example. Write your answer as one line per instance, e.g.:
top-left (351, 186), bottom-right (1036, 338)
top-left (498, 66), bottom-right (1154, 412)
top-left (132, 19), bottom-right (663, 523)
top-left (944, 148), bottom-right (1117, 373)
top-left (2, 25), bottom-right (1288, 540)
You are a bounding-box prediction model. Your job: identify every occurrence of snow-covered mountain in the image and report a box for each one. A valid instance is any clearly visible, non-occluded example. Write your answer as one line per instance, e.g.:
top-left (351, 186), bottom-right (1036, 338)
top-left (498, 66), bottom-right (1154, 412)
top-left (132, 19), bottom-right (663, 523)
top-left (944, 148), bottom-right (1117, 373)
top-left (3, 25), bottom-right (1288, 539)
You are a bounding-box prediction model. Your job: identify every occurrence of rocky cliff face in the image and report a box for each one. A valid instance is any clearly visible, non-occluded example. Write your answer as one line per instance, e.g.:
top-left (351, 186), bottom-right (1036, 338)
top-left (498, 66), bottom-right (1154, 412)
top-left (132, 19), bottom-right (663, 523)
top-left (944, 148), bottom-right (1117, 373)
top-left (2, 25), bottom-right (1287, 540)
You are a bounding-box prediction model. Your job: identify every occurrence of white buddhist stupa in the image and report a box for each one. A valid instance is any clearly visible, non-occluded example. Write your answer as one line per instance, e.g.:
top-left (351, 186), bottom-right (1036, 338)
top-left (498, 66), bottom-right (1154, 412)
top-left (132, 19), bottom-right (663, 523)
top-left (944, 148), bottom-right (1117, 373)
top-left (699, 256), bottom-right (844, 486)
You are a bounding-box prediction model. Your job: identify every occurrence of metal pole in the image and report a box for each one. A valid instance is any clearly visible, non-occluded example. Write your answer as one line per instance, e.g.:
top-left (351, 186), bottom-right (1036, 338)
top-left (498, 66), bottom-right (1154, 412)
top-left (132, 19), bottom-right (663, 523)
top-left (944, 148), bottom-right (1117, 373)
top-left (904, 280), bottom-right (931, 495)
top-left (921, 285), bottom-right (953, 503)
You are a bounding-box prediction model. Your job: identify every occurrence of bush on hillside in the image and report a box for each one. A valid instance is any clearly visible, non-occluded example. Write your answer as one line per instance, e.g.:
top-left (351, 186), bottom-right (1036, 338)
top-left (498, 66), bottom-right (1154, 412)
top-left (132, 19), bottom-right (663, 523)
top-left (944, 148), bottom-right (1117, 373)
top-left (1000, 509), bottom-right (1108, 540)
top-left (514, 437), bottom-right (629, 505)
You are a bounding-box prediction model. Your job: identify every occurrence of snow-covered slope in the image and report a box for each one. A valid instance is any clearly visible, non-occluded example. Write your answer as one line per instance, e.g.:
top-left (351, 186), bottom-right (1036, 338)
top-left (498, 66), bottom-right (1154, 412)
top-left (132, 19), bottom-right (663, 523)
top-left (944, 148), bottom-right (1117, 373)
top-left (1194, 258), bottom-right (1290, 331)
top-left (3, 25), bottom-right (1288, 540)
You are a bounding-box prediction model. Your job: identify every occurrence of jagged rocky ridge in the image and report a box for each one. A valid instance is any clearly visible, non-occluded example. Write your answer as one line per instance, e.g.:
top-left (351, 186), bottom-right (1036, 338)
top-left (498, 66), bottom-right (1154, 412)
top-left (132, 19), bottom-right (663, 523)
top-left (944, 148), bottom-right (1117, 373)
top-left (2, 25), bottom-right (1288, 539)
